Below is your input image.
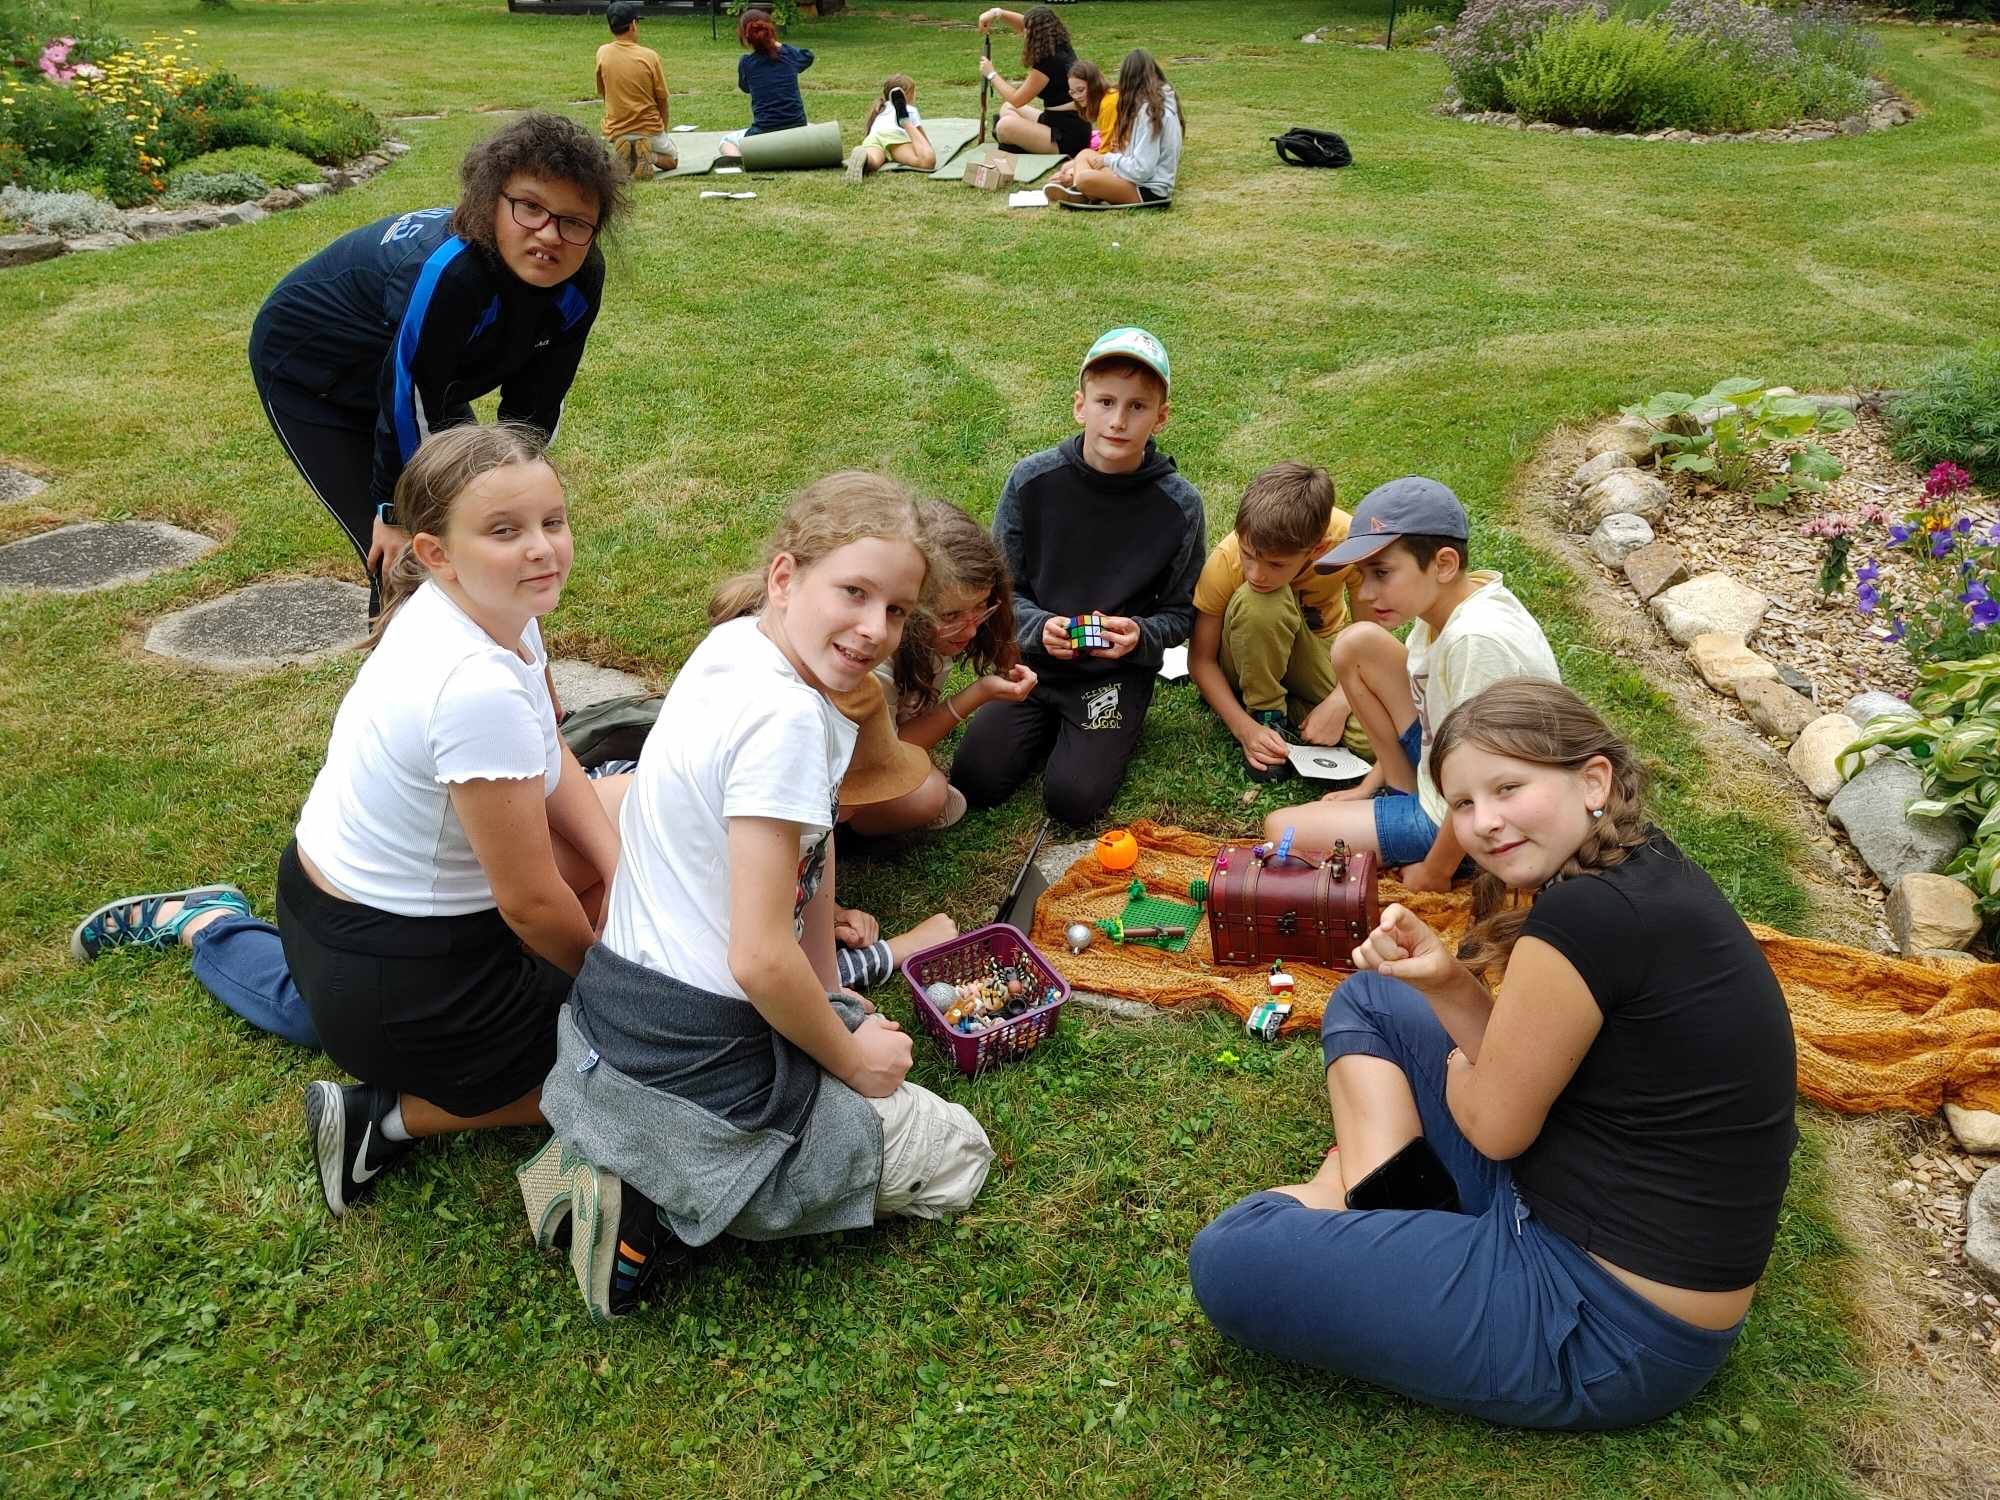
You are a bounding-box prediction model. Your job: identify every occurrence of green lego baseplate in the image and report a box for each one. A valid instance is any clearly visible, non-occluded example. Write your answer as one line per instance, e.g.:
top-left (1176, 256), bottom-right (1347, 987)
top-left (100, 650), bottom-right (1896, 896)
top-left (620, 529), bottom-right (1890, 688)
top-left (1111, 880), bottom-right (1204, 953)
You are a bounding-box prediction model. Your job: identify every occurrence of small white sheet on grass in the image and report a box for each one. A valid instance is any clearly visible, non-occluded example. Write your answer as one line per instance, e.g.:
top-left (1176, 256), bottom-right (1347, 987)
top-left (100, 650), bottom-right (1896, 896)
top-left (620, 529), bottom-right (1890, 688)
top-left (672, 123), bottom-right (697, 131)
top-left (1007, 189), bottom-right (1048, 208)
top-left (700, 190), bottom-right (757, 200)
top-left (1158, 645), bottom-right (1189, 680)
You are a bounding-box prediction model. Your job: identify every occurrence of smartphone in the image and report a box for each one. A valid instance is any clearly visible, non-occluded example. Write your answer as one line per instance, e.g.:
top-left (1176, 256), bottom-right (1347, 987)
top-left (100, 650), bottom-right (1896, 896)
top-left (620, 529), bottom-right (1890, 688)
top-left (1342, 1137), bottom-right (1461, 1213)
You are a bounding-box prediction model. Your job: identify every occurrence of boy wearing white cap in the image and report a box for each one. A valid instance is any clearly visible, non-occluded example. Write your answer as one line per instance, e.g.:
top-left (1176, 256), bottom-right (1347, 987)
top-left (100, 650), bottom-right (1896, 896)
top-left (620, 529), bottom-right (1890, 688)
top-left (951, 327), bottom-right (1205, 825)
top-left (1263, 477), bottom-right (1560, 890)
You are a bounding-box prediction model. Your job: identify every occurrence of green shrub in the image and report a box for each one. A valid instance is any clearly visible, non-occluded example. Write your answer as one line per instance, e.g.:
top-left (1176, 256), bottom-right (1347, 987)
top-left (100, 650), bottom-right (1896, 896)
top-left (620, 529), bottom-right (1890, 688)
top-left (162, 168), bottom-right (266, 204)
top-left (204, 89), bottom-right (381, 165)
top-left (1891, 345), bottom-right (2000, 485)
top-left (1789, 57), bottom-right (1867, 119)
top-left (1391, 6), bottom-right (1450, 44)
top-left (0, 85), bottom-right (101, 174)
top-left (1502, 13), bottom-right (1709, 128)
top-left (171, 144), bottom-right (317, 189)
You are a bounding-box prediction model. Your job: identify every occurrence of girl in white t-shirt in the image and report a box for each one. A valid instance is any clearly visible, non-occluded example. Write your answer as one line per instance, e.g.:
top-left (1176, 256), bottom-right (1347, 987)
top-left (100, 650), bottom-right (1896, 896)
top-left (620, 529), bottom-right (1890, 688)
top-left (525, 473), bottom-right (994, 1321)
top-left (71, 425), bottom-right (624, 1219)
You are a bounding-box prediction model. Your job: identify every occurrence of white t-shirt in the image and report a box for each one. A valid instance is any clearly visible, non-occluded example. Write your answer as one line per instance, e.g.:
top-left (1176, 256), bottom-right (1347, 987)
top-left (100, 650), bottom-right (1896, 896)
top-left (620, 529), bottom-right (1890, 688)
top-left (1408, 571), bottom-right (1562, 823)
top-left (294, 580), bottom-right (561, 917)
top-left (604, 616), bottom-right (859, 998)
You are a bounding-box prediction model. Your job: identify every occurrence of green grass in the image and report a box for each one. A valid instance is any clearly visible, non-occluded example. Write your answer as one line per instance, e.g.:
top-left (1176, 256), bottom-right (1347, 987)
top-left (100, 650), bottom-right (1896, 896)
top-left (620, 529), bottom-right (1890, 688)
top-left (3, 0), bottom-right (1998, 1491)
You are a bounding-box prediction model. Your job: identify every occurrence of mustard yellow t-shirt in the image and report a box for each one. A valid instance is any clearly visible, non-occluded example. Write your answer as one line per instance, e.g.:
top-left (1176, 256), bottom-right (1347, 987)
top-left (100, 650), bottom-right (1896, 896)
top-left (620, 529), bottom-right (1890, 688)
top-left (1192, 514), bottom-right (1358, 638)
top-left (1097, 90), bottom-right (1119, 141)
top-left (597, 36), bottom-right (669, 141)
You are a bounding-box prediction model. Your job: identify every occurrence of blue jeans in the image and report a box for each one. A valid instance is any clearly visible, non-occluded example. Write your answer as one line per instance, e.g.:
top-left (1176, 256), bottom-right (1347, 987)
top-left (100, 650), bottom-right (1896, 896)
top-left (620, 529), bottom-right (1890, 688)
top-left (190, 914), bottom-right (320, 1049)
top-left (1188, 971), bottom-right (1740, 1430)
top-left (1369, 719), bottom-right (1439, 866)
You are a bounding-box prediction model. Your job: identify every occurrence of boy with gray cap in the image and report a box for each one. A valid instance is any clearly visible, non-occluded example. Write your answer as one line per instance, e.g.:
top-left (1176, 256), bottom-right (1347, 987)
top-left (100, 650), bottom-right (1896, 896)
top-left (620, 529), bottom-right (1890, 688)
top-left (1261, 477), bottom-right (1559, 890)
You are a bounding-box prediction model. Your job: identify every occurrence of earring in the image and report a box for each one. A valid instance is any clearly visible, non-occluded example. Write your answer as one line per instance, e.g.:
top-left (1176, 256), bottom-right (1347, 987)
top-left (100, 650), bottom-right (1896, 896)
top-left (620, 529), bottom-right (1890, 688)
top-left (1590, 807), bottom-right (1604, 820)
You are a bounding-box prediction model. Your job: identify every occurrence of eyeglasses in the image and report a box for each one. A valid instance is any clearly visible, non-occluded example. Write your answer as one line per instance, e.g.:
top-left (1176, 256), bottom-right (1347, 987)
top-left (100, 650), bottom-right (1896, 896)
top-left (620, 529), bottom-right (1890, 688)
top-left (936, 601), bottom-right (999, 631)
top-left (503, 193), bottom-right (598, 247)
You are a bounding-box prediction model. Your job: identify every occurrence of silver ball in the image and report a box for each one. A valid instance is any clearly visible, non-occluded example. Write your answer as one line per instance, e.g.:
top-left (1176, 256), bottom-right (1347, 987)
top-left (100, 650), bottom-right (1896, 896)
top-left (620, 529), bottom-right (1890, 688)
top-left (925, 981), bottom-right (957, 1008)
top-left (1064, 921), bottom-right (1095, 955)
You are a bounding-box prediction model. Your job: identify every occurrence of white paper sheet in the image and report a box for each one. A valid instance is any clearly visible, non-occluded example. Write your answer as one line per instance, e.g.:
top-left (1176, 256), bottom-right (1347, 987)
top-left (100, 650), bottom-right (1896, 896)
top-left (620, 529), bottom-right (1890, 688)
top-left (1157, 645), bottom-right (1189, 680)
top-left (1286, 744), bottom-right (1370, 782)
top-left (1007, 189), bottom-right (1048, 208)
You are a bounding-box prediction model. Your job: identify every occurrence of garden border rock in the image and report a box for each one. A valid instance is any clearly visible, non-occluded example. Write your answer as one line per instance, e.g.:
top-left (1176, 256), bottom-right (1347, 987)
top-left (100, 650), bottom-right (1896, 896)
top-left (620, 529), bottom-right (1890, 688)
top-left (1437, 78), bottom-right (1916, 144)
top-left (2, 141), bottom-right (407, 268)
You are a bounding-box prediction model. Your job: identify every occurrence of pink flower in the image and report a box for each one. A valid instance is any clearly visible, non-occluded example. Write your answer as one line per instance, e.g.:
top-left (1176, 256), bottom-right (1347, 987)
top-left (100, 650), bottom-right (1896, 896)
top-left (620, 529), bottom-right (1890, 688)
top-left (1857, 501), bottom-right (1888, 526)
top-left (1926, 462), bottom-right (1973, 500)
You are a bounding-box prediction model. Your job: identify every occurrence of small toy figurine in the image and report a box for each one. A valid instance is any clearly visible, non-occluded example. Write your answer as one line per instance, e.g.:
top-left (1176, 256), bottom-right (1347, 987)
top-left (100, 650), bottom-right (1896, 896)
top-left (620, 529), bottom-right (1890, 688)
top-left (1266, 960), bottom-right (1295, 996)
top-left (1065, 612), bottom-right (1109, 651)
top-left (925, 981), bottom-right (958, 1010)
top-left (1246, 999), bottom-right (1293, 1042)
top-left (1095, 828), bottom-right (1140, 871)
top-left (1065, 921), bottom-right (1095, 955)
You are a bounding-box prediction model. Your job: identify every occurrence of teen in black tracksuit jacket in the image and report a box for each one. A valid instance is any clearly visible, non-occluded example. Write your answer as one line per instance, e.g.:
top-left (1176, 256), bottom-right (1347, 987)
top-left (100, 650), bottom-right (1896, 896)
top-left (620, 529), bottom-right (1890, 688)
top-left (951, 434), bottom-right (1205, 824)
top-left (248, 207), bottom-right (604, 610)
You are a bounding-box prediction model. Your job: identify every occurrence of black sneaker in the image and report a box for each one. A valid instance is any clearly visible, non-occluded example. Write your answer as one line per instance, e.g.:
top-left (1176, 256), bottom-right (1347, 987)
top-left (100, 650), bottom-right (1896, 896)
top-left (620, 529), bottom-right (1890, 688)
top-left (304, 1080), bottom-right (414, 1217)
top-left (889, 86), bottom-right (910, 124)
top-left (1246, 710), bottom-right (1301, 783)
top-left (571, 1164), bottom-right (689, 1319)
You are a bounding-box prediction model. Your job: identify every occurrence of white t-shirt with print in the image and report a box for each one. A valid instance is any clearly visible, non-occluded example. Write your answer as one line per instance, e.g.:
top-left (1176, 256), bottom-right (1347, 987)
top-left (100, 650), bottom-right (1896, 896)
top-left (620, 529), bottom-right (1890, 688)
top-left (294, 580), bottom-right (560, 918)
top-left (1407, 571), bottom-right (1562, 823)
top-left (604, 616), bottom-right (859, 999)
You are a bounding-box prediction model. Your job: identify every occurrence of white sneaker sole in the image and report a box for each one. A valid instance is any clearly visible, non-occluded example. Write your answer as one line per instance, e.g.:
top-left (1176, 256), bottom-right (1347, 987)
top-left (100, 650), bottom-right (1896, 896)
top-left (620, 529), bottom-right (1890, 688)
top-left (568, 1161), bottom-right (622, 1321)
top-left (305, 1080), bottom-right (349, 1218)
top-left (515, 1135), bottom-right (575, 1254)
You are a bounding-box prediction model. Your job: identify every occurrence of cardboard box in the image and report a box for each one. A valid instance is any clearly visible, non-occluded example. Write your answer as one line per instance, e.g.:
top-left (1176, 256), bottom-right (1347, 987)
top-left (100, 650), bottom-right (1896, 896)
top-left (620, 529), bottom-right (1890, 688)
top-left (965, 151), bottom-right (1016, 191)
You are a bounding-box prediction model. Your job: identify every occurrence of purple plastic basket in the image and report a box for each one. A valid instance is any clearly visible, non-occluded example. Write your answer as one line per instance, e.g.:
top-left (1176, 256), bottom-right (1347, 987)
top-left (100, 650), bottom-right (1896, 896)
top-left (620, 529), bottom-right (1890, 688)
top-left (900, 921), bottom-right (1069, 1077)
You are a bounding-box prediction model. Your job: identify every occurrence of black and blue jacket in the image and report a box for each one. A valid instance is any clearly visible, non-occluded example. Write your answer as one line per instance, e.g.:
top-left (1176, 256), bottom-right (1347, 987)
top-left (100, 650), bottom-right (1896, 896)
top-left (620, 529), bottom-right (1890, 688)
top-left (248, 207), bottom-right (605, 507)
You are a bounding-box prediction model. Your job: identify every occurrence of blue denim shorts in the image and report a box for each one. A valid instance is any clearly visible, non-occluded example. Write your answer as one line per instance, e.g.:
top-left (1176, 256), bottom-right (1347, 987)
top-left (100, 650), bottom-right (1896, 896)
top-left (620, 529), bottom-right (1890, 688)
top-left (1371, 720), bottom-right (1440, 866)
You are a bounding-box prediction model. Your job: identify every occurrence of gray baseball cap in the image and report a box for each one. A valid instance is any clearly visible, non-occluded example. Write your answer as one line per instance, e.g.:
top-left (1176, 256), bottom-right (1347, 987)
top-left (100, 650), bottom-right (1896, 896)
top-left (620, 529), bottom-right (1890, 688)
top-left (1315, 476), bottom-right (1468, 573)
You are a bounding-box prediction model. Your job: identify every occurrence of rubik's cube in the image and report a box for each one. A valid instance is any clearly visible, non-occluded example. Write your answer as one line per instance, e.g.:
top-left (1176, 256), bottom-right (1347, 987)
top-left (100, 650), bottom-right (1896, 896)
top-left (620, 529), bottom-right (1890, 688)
top-left (1067, 612), bottom-right (1108, 651)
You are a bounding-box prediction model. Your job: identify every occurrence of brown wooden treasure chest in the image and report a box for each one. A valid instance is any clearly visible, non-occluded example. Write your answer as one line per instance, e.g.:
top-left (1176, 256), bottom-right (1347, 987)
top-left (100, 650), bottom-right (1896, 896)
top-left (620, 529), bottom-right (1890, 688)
top-left (1203, 837), bottom-right (1379, 968)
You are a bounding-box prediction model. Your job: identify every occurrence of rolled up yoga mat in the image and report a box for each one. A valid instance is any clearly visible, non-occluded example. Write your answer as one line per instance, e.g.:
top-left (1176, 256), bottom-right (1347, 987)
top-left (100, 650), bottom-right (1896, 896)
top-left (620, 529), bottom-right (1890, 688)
top-left (734, 120), bottom-right (844, 170)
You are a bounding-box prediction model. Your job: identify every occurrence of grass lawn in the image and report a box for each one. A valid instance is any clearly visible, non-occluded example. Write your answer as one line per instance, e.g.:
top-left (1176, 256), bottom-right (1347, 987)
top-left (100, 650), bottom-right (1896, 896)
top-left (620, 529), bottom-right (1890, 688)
top-left (4, 0), bottom-right (1999, 1492)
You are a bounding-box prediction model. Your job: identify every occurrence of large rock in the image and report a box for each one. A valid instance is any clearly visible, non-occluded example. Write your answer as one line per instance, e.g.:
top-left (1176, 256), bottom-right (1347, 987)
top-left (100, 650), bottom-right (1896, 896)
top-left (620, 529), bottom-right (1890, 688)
top-left (1968, 1168), bottom-right (2000, 1293)
top-left (216, 201), bottom-right (268, 228)
top-left (1737, 677), bottom-right (1818, 742)
top-left (1945, 1104), bottom-right (2000, 1156)
top-left (1623, 540), bottom-right (1689, 603)
top-left (0, 521), bottom-right (217, 593)
top-left (1584, 416), bottom-right (1661, 464)
top-left (1573, 470), bottom-right (1669, 530)
top-left (1843, 690), bottom-right (1915, 728)
top-left (1788, 713), bottom-right (1862, 800)
top-left (1689, 632), bottom-right (1777, 697)
top-left (65, 232), bottom-right (134, 253)
top-left (1571, 451), bottom-right (1634, 489)
top-left (1887, 872), bottom-right (1982, 953)
top-left (0, 233), bottom-right (63, 268)
top-left (0, 466), bottom-right (48, 505)
top-left (257, 188), bottom-right (305, 211)
top-left (125, 207), bottom-right (224, 240)
top-left (294, 182), bottom-right (329, 201)
top-left (1587, 513), bottom-right (1654, 567)
top-left (1650, 571), bottom-right (1770, 645)
top-left (144, 578), bottom-right (369, 671)
top-left (1829, 757), bottom-right (1968, 887)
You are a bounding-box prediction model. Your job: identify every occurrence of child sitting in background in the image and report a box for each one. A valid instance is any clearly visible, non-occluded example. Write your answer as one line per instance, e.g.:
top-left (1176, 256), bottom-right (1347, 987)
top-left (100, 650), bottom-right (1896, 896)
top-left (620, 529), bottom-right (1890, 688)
top-left (1187, 462), bottom-right (1368, 784)
top-left (1046, 49), bottom-right (1183, 207)
top-left (846, 74), bottom-right (938, 180)
top-left (1262, 478), bottom-right (1561, 890)
top-left (1064, 60), bottom-right (1116, 151)
top-left (719, 10), bottom-right (812, 161)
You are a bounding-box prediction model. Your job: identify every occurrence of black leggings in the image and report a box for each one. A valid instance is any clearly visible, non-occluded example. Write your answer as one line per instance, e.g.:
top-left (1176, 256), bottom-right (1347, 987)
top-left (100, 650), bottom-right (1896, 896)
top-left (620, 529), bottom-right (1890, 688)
top-left (950, 667), bottom-right (1155, 826)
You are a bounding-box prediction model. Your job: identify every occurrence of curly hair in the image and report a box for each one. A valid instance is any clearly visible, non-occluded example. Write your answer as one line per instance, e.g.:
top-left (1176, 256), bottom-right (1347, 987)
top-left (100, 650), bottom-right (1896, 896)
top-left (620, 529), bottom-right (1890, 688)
top-left (1021, 5), bottom-right (1074, 71)
top-left (450, 111), bottom-right (625, 254)
top-left (1430, 678), bottom-right (1650, 975)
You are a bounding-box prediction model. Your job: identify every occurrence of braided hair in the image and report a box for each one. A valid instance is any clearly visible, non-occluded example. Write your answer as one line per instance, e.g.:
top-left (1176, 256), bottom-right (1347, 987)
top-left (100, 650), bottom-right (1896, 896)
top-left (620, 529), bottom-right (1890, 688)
top-left (1430, 678), bottom-right (1650, 974)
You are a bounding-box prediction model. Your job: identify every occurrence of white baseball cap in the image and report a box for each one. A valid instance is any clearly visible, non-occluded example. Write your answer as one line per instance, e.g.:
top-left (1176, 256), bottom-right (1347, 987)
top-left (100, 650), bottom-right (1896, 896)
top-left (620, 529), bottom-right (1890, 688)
top-left (1079, 326), bottom-right (1170, 393)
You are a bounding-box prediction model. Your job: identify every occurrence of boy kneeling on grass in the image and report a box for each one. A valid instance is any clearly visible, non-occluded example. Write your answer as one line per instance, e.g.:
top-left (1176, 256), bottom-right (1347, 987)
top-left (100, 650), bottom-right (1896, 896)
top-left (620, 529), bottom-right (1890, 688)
top-left (1263, 478), bottom-right (1560, 890)
top-left (1188, 461), bottom-right (1370, 784)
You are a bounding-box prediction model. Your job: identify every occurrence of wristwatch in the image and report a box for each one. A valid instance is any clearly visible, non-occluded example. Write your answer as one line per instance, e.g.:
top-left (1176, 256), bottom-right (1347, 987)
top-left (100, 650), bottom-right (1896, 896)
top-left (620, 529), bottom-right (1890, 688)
top-left (376, 502), bottom-right (398, 527)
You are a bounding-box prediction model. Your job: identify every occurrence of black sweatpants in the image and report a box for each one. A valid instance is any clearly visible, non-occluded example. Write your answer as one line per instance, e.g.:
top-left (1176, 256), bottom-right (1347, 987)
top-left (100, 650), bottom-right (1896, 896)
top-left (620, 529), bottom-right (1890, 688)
top-left (950, 667), bottom-right (1155, 827)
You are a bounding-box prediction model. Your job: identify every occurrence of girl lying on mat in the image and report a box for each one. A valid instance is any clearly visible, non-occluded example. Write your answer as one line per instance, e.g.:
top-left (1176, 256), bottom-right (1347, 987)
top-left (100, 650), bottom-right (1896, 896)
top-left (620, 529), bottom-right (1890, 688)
top-left (846, 73), bottom-right (939, 180)
top-left (1045, 50), bottom-right (1183, 208)
top-left (1189, 678), bottom-right (1797, 1430)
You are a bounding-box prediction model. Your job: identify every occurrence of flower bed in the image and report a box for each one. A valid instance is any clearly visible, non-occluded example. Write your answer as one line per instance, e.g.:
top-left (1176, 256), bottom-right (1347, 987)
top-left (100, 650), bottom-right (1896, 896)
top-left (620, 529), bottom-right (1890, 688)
top-left (1440, 0), bottom-right (1893, 135)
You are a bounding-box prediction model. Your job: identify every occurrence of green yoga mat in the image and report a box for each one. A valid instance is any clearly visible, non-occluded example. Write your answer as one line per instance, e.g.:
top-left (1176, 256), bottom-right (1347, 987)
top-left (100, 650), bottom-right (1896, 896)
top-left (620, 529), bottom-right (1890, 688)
top-left (932, 147), bottom-right (1066, 183)
top-left (737, 120), bottom-right (843, 170)
top-left (658, 131), bottom-right (727, 177)
top-left (880, 116), bottom-right (982, 173)
top-left (1056, 195), bottom-right (1173, 211)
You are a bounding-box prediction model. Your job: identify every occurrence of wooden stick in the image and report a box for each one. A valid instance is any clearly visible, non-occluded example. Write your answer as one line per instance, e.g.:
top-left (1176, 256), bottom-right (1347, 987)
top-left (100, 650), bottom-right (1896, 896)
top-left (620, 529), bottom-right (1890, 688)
top-left (978, 34), bottom-right (992, 144)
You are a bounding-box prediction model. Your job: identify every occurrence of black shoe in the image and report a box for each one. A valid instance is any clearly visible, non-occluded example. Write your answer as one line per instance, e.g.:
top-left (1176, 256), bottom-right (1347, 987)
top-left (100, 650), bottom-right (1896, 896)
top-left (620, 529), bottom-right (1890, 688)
top-left (304, 1080), bottom-right (414, 1217)
top-left (889, 87), bottom-right (910, 124)
top-left (1246, 710), bottom-right (1301, 784)
top-left (609, 1188), bottom-right (689, 1317)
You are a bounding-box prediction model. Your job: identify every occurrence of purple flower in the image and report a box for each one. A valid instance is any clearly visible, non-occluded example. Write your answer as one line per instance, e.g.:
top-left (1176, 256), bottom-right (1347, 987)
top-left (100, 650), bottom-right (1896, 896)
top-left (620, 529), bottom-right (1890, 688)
top-left (1955, 516), bottom-right (1974, 535)
top-left (1962, 581), bottom-right (1991, 605)
top-left (1886, 617), bottom-right (1907, 643)
top-left (1857, 581), bottom-right (1879, 614)
top-left (1988, 521), bottom-right (2000, 546)
top-left (1855, 559), bottom-right (1880, 584)
top-left (1888, 522), bottom-right (1913, 545)
top-left (1933, 532), bottom-right (1955, 558)
top-left (1973, 599), bottom-right (2000, 631)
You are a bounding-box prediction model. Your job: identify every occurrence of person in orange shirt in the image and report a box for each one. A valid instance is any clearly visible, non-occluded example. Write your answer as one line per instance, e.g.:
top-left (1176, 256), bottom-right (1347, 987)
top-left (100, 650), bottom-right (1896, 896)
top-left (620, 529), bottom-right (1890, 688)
top-left (596, 2), bottom-right (677, 179)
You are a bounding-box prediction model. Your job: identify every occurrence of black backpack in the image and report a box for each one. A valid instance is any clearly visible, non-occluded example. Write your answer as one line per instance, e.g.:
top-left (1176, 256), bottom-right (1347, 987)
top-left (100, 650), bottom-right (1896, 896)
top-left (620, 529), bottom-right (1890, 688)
top-left (558, 692), bottom-right (663, 769)
top-left (1272, 127), bottom-right (1352, 169)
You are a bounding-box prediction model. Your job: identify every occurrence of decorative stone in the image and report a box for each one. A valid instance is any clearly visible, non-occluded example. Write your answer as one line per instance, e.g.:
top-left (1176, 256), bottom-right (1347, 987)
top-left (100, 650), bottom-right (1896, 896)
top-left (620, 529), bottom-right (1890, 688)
top-left (0, 521), bottom-right (217, 593)
top-left (1968, 1168), bottom-right (2000, 1293)
top-left (1774, 663), bottom-right (1815, 700)
top-left (144, 578), bottom-right (369, 670)
top-left (1737, 677), bottom-right (1818, 742)
top-left (1573, 469), bottom-right (1669, 530)
top-left (0, 466), bottom-right (48, 505)
top-left (1650, 571), bottom-right (1770, 646)
top-left (216, 202), bottom-right (269, 228)
top-left (1570, 450), bottom-right (1634, 489)
top-left (1622, 540), bottom-right (1689, 603)
top-left (1887, 872), bottom-right (1982, 954)
top-left (257, 188), bottom-right (306, 212)
top-left (126, 207), bottom-right (227, 240)
top-left (1829, 757), bottom-right (1968, 888)
top-left (1842, 690), bottom-right (1915, 728)
top-left (1945, 1104), bottom-right (2000, 1156)
top-left (1689, 633), bottom-right (1778, 697)
top-left (1587, 513), bottom-right (1654, 567)
top-left (550, 658), bottom-right (651, 712)
top-left (64, 232), bottom-right (134, 252)
top-left (385, 140), bottom-right (412, 156)
top-left (0, 233), bottom-right (63, 268)
top-left (294, 182), bottom-right (329, 201)
top-left (1584, 416), bottom-right (1660, 464)
top-left (1787, 713), bottom-right (1862, 800)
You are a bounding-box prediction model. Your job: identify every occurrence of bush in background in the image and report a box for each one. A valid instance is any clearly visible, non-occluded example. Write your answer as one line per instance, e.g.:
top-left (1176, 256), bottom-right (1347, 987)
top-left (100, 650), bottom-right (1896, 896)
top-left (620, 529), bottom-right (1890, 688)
top-left (1443, 0), bottom-right (1600, 110)
top-left (0, 181), bottom-right (126, 234)
top-left (1891, 345), bottom-right (2000, 485)
top-left (169, 143), bottom-right (318, 191)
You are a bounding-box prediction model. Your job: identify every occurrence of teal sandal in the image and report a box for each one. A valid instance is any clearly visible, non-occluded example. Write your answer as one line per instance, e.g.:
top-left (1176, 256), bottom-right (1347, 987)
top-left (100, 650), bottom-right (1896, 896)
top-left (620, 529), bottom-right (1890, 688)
top-left (71, 885), bottom-right (250, 962)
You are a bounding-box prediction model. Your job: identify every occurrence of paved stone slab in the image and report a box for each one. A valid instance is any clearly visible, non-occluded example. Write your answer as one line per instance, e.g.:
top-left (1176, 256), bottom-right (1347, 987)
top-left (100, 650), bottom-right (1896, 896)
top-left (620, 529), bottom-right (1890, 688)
top-left (551, 658), bottom-right (651, 712)
top-left (0, 521), bottom-right (216, 593)
top-left (144, 577), bottom-right (369, 670)
top-left (0, 466), bottom-right (48, 505)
